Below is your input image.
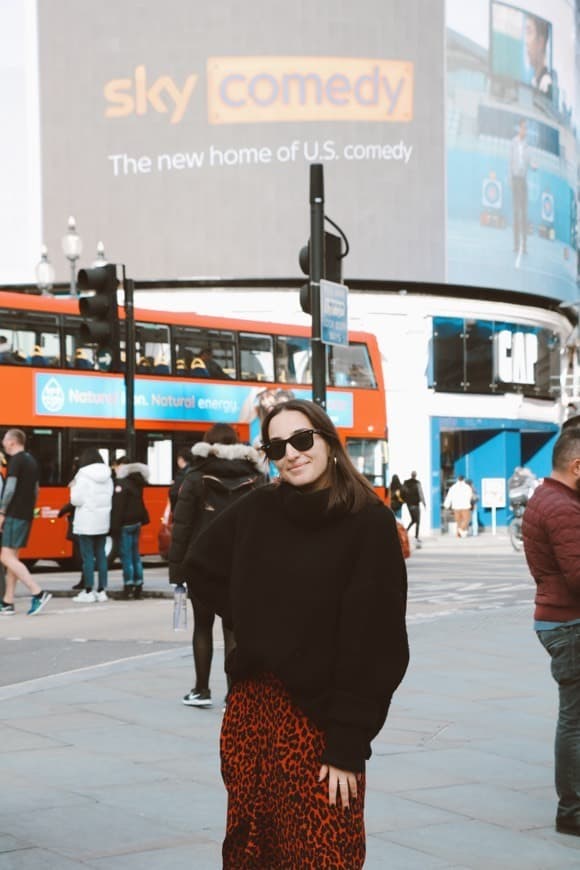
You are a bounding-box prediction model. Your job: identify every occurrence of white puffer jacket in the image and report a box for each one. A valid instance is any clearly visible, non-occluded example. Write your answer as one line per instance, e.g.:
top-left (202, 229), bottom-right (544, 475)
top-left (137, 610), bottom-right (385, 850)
top-left (71, 463), bottom-right (113, 535)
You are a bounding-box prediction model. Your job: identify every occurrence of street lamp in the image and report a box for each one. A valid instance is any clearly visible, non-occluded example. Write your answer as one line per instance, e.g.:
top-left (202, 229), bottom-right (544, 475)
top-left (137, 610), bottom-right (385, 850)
top-left (92, 241), bottom-right (107, 268)
top-left (61, 216), bottom-right (83, 296)
top-left (35, 245), bottom-right (55, 296)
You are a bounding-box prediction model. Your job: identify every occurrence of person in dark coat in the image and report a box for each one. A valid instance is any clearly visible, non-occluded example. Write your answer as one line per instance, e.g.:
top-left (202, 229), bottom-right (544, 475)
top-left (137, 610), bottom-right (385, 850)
top-left (403, 471), bottom-right (426, 545)
top-left (389, 473), bottom-right (404, 517)
top-left (168, 446), bottom-right (194, 514)
top-left (523, 429), bottom-right (580, 837)
top-left (110, 459), bottom-right (150, 598)
top-left (169, 423), bottom-right (265, 708)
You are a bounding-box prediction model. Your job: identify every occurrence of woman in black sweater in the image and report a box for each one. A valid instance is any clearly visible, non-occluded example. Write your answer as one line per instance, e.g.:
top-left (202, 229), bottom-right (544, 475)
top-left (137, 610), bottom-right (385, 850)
top-left (185, 399), bottom-right (409, 869)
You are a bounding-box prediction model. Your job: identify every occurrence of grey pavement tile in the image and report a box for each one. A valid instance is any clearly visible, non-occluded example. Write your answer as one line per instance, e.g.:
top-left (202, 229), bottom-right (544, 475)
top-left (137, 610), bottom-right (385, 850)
top-left (80, 696), bottom-right (224, 735)
top-left (369, 751), bottom-right (475, 792)
top-left (88, 838), bottom-right (222, 870)
top-left (148, 752), bottom-right (223, 788)
top-left (0, 699), bottom-right (60, 722)
top-left (6, 803), bottom-right (199, 862)
top-left (0, 781), bottom-right (96, 817)
top-left (375, 747), bottom-right (549, 792)
top-left (383, 819), bottom-right (580, 869)
top-left (50, 722), bottom-right (212, 763)
top-left (434, 709), bottom-right (553, 743)
top-left (0, 747), bottom-right (166, 790)
top-left (402, 782), bottom-right (553, 830)
top-left (78, 779), bottom-right (226, 833)
top-left (1, 710), bottom-right (129, 736)
top-left (365, 834), bottom-right (450, 869)
top-left (465, 735), bottom-right (553, 768)
top-left (0, 834), bottom-right (32, 852)
top-left (365, 790), bottom-right (461, 834)
top-left (0, 723), bottom-right (67, 753)
top-left (0, 847), bottom-right (89, 869)
top-left (27, 684), bottom-right (140, 706)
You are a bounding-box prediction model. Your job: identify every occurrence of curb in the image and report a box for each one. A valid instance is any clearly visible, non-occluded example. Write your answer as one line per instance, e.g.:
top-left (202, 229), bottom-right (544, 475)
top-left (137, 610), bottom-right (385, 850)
top-left (44, 589), bottom-right (174, 600)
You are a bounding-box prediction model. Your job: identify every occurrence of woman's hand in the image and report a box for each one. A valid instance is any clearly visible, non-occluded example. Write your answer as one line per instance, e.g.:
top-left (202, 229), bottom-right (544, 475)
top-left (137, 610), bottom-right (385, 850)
top-left (318, 764), bottom-right (359, 808)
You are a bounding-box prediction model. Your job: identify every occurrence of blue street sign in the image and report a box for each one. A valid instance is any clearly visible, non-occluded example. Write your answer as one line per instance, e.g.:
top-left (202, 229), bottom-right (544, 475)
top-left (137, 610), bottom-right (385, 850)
top-left (320, 279), bottom-right (348, 347)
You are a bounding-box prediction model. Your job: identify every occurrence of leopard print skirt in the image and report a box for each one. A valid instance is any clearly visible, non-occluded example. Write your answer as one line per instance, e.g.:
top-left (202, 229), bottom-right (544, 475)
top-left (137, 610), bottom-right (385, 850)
top-left (220, 674), bottom-right (366, 869)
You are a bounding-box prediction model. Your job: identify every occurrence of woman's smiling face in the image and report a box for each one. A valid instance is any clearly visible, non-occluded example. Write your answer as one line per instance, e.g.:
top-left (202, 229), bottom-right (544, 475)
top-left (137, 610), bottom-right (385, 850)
top-left (268, 409), bottom-right (331, 491)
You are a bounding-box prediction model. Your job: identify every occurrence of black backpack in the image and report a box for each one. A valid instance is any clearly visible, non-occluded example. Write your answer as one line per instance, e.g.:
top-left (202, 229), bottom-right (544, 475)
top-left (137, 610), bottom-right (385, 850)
top-left (197, 474), bottom-right (258, 535)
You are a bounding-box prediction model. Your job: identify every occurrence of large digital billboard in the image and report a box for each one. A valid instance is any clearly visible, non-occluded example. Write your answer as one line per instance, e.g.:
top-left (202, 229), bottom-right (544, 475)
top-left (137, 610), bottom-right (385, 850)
top-left (446, 0), bottom-right (578, 301)
top-left (0, 0), bottom-right (578, 302)
top-left (36, 0), bottom-right (445, 287)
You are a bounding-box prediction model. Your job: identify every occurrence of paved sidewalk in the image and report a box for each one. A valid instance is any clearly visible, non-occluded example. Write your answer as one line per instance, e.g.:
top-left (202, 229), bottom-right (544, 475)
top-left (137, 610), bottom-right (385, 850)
top-left (2, 604), bottom-right (580, 868)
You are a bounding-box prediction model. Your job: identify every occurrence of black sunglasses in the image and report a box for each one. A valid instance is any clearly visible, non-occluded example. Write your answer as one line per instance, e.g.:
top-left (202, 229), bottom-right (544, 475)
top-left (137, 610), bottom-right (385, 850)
top-left (261, 428), bottom-right (323, 461)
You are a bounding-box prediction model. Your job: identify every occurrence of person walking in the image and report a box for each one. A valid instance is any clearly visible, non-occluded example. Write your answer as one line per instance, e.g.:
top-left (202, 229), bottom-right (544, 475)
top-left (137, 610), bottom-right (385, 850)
top-left (522, 428), bottom-right (580, 837)
top-left (169, 424), bottom-right (265, 708)
top-left (389, 473), bottom-right (404, 518)
top-left (110, 457), bottom-right (150, 599)
top-left (70, 448), bottom-right (113, 603)
top-left (184, 399), bottom-right (409, 868)
top-left (0, 429), bottom-right (51, 615)
top-left (465, 478), bottom-right (479, 536)
top-left (402, 470), bottom-right (426, 546)
top-left (443, 475), bottom-right (473, 538)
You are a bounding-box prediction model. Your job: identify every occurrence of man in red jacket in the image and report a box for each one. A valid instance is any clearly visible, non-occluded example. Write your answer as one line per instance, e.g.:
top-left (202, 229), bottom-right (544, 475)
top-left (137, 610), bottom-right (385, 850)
top-left (523, 429), bottom-right (580, 837)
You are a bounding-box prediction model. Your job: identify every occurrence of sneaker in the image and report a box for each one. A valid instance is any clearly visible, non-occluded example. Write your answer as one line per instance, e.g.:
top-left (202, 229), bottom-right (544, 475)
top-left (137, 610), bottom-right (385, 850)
top-left (95, 590), bottom-right (108, 603)
top-left (182, 689), bottom-right (212, 707)
top-left (73, 589), bottom-right (97, 603)
top-left (133, 585), bottom-right (143, 599)
top-left (0, 602), bottom-right (15, 615)
top-left (27, 592), bottom-right (52, 616)
top-left (71, 579), bottom-right (84, 591)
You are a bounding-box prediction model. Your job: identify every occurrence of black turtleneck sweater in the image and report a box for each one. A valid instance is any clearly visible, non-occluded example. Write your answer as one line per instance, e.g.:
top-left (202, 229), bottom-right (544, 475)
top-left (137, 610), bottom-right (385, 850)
top-left (186, 481), bottom-right (409, 772)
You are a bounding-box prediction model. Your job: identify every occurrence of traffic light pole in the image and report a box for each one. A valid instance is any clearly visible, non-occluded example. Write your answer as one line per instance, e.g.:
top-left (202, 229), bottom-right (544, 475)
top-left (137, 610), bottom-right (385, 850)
top-left (124, 271), bottom-right (137, 460)
top-left (309, 164), bottom-right (326, 409)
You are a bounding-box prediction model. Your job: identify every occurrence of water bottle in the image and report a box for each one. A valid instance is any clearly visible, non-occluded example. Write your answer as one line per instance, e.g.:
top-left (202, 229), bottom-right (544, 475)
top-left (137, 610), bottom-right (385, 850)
top-left (173, 584), bottom-right (187, 631)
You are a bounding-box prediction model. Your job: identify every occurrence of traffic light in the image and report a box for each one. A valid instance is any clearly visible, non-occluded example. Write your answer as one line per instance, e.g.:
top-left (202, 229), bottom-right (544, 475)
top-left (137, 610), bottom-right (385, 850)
top-left (77, 263), bottom-right (120, 370)
top-left (298, 230), bottom-right (343, 314)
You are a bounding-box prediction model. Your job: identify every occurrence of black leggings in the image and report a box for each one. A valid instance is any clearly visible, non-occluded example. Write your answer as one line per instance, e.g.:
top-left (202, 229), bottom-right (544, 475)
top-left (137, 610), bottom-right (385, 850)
top-left (191, 594), bottom-right (235, 693)
top-left (406, 505), bottom-right (421, 539)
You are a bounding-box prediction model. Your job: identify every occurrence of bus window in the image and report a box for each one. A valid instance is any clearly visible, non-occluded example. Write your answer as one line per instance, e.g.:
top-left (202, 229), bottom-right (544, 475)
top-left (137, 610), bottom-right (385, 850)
top-left (28, 429), bottom-right (62, 485)
top-left (64, 317), bottom-right (97, 370)
top-left (173, 326), bottom-right (235, 378)
top-left (346, 438), bottom-right (388, 488)
top-left (0, 311), bottom-right (60, 367)
top-left (147, 438), bottom-right (172, 484)
top-left (329, 343), bottom-right (377, 388)
top-left (275, 336), bottom-right (312, 384)
top-left (240, 333), bottom-right (274, 382)
top-left (135, 322), bottom-right (171, 375)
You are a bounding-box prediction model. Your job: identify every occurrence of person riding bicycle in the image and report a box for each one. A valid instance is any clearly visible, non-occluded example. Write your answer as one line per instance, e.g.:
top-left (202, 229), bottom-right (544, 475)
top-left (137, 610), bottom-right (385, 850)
top-left (508, 467), bottom-right (539, 511)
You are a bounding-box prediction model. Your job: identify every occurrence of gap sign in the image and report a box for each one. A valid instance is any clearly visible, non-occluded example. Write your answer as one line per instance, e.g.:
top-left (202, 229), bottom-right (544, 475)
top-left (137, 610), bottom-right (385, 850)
top-left (320, 279), bottom-right (348, 347)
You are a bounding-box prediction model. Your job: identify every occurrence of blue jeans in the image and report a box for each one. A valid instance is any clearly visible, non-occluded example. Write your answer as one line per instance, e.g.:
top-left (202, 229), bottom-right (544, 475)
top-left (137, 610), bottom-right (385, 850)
top-left (119, 523), bottom-right (143, 587)
top-left (537, 623), bottom-right (580, 822)
top-left (78, 534), bottom-right (108, 591)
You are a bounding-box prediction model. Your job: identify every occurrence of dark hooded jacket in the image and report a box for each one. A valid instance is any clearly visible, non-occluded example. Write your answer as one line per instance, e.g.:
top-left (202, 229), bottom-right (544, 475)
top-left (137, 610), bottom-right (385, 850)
top-left (110, 462), bottom-right (150, 533)
top-left (169, 442), bottom-right (265, 584)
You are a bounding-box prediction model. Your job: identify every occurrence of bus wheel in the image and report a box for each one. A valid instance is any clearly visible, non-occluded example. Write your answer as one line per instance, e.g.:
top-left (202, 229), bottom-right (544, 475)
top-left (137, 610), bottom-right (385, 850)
top-left (57, 556), bottom-right (81, 571)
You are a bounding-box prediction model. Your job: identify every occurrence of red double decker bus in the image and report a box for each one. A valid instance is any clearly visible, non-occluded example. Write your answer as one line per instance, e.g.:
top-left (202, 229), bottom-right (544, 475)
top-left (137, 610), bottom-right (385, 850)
top-left (0, 290), bottom-right (388, 566)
